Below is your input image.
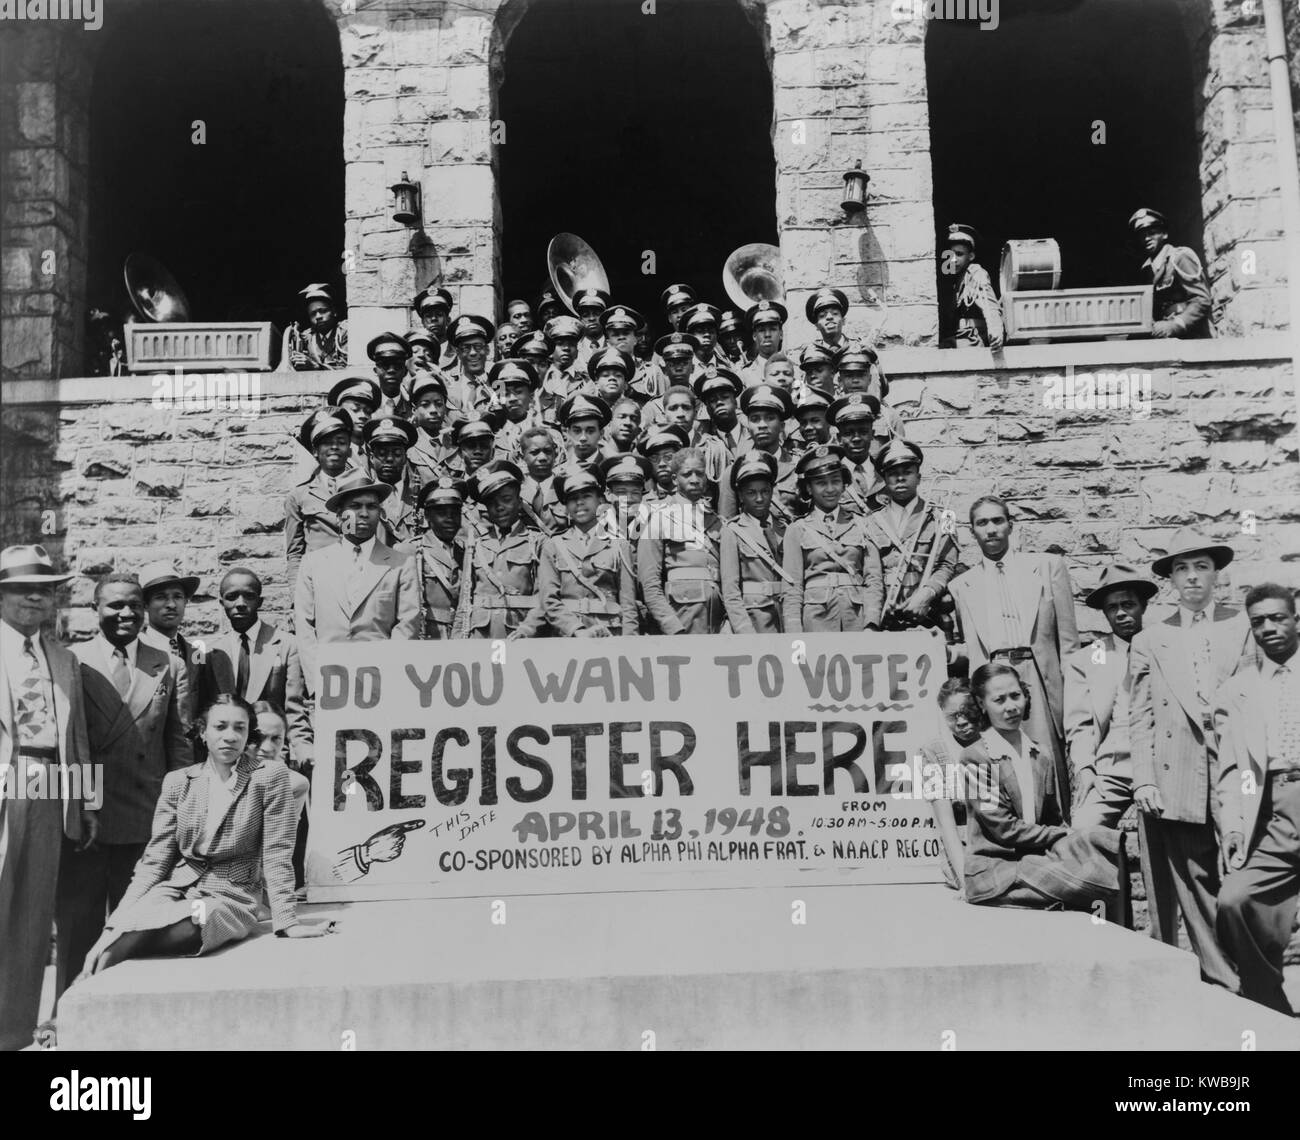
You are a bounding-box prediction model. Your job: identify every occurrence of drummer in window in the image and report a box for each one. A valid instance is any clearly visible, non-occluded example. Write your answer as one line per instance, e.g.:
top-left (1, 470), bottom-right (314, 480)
top-left (942, 224), bottom-right (1004, 350)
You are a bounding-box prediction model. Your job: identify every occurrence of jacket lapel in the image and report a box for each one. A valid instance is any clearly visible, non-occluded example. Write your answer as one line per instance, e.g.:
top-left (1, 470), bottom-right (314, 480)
top-left (128, 643), bottom-right (169, 722)
top-left (1012, 554), bottom-right (1041, 645)
top-left (243, 623), bottom-right (279, 702)
top-left (956, 566), bottom-right (992, 657)
top-left (1155, 615), bottom-right (1204, 724)
top-left (349, 544), bottom-right (393, 617)
top-left (211, 757), bottom-right (259, 840)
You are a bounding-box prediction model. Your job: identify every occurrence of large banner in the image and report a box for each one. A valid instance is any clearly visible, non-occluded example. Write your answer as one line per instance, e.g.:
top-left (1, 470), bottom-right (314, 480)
top-left (306, 631), bottom-right (948, 901)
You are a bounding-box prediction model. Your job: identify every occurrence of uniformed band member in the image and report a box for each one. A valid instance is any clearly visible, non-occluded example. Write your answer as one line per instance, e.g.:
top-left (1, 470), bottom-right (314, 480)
top-left (559, 392), bottom-right (612, 471)
top-left (407, 372), bottom-right (455, 488)
top-left (682, 303), bottom-right (725, 377)
top-left (781, 443), bottom-right (884, 633)
top-left (606, 397), bottom-right (642, 456)
top-left (737, 383), bottom-right (800, 527)
top-left (804, 287), bottom-right (861, 357)
top-left (837, 348), bottom-right (905, 449)
top-left (944, 223), bottom-right (1005, 349)
top-left (454, 460), bottom-right (547, 640)
top-left (743, 300), bottom-right (787, 385)
top-left (444, 315), bottom-right (498, 414)
top-left (1129, 207), bottom-right (1213, 339)
top-left (285, 407), bottom-right (356, 588)
top-left (798, 343), bottom-right (838, 398)
top-left (506, 298), bottom-right (534, 332)
top-left (536, 288), bottom-right (564, 326)
top-left (793, 383), bottom-right (834, 452)
top-left (287, 283), bottom-right (348, 370)
top-left (644, 333), bottom-right (700, 421)
top-left (720, 452), bottom-right (790, 634)
top-left (636, 423), bottom-right (690, 504)
top-left (327, 375), bottom-right (380, 446)
top-left (637, 448), bottom-right (724, 635)
top-left (490, 358), bottom-right (545, 457)
top-left (600, 308), bottom-right (663, 404)
top-left (403, 476), bottom-right (466, 640)
top-left (412, 285), bottom-right (454, 351)
top-left (865, 439), bottom-right (958, 629)
top-left (361, 415), bottom-right (421, 547)
top-left (601, 452), bottom-right (653, 538)
top-left (587, 345), bottom-right (635, 409)
top-left (538, 466), bottom-right (638, 638)
top-left (828, 393), bottom-right (884, 514)
top-left (366, 333), bottom-right (413, 418)
top-left (512, 330), bottom-right (553, 380)
top-left (405, 328), bottom-right (439, 375)
top-left (539, 315), bottom-right (590, 424)
top-left (661, 283), bottom-right (696, 332)
top-left (692, 370), bottom-right (745, 516)
top-left (716, 309), bottom-right (747, 369)
top-left (572, 287), bottom-right (610, 366)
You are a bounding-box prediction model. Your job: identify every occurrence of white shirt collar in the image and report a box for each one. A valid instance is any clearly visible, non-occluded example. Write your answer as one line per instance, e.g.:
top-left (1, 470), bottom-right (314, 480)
top-left (1, 618), bottom-right (41, 655)
top-left (96, 632), bottom-right (138, 669)
top-left (232, 618), bottom-right (262, 646)
top-left (1178, 603), bottom-right (1212, 627)
top-left (1261, 653), bottom-right (1296, 679)
top-left (342, 535), bottom-right (377, 560)
top-left (982, 553), bottom-right (1012, 571)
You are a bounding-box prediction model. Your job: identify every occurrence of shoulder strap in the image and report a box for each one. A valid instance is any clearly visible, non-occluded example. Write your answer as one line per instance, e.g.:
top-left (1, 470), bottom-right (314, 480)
top-left (553, 534), bottom-right (610, 600)
top-left (729, 520), bottom-right (794, 585)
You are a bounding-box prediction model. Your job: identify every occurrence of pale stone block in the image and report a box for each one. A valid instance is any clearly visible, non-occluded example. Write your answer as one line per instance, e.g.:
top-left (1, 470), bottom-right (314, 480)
top-left (2, 246), bottom-right (33, 291)
top-left (446, 65), bottom-right (490, 116)
top-left (424, 163), bottom-right (494, 224)
top-left (17, 82), bottom-right (57, 145)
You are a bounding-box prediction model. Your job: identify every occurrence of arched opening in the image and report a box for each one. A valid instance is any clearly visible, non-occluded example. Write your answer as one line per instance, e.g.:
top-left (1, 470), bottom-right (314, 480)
top-left (926, 0), bottom-right (1203, 341)
top-left (85, 0), bottom-right (344, 355)
top-left (497, 0), bottom-right (776, 327)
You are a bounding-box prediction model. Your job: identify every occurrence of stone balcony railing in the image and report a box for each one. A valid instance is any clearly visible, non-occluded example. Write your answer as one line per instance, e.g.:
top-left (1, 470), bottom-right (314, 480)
top-left (0, 335), bottom-right (1295, 642)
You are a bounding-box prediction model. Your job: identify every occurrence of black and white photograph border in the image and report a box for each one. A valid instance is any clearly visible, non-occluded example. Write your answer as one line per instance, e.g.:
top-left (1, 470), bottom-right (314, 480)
top-left (2, 0), bottom-right (1300, 1064)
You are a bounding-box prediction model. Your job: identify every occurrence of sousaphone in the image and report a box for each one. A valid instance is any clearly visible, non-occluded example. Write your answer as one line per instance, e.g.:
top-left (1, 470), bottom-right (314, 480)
top-left (546, 232), bottom-right (610, 315)
top-left (722, 242), bottom-right (783, 310)
top-left (123, 252), bottom-right (192, 322)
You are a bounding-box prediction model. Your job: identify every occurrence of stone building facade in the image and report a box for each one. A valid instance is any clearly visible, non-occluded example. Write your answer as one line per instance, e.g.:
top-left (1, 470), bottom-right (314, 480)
top-left (0, 0), bottom-right (1296, 639)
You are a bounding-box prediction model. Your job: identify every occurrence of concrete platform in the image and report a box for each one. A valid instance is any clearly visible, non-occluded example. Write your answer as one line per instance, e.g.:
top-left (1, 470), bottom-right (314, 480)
top-left (58, 885), bottom-right (1300, 1050)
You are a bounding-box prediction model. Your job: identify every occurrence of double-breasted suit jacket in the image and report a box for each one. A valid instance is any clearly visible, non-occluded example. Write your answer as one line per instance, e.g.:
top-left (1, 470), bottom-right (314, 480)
top-left (1129, 605), bottom-right (1251, 825)
top-left (781, 508), bottom-right (884, 633)
top-left (719, 512), bottom-right (789, 634)
top-left (455, 520), bottom-right (547, 641)
top-left (1063, 632), bottom-right (1131, 790)
top-left (1214, 657), bottom-right (1286, 855)
top-left (197, 622), bottom-right (311, 767)
top-left (106, 755), bottom-right (298, 952)
top-left (73, 639), bottom-right (193, 846)
top-left (537, 524), bottom-right (639, 636)
top-left (293, 539), bottom-right (421, 696)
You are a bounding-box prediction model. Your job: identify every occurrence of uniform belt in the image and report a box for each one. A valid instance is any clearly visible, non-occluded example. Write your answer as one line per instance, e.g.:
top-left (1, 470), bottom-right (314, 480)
top-left (665, 568), bottom-right (716, 581)
top-left (17, 746), bottom-right (58, 760)
top-left (1270, 768), bottom-right (1300, 785)
top-left (568, 598), bottom-right (620, 616)
top-left (742, 582), bottom-right (784, 599)
top-left (806, 572), bottom-right (858, 588)
top-left (991, 647), bottom-right (1034, 663)
top-left (476, 595), bottom-right (539, 610)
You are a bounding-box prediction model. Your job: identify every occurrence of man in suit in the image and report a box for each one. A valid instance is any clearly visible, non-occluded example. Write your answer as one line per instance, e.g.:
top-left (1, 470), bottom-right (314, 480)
top-left (1215, 583), bottom-right (1300, 1013)
top-left (1064, 563), bottom-right (1157, 829)
top-left (57, 571), bottom-right (191, 995)
top-left (199, 567), bottom-right (311, 766)
top-left (0, 546), bottom-right (94, 1050)
top-left (949, 495), bottom-right (1078, 815)
top-left (138, 561), bottom-right (201, 724)
top-left (1130, 527), bottom-right (1251, 989)
top-left (294, 472), bottom-right (420, 697)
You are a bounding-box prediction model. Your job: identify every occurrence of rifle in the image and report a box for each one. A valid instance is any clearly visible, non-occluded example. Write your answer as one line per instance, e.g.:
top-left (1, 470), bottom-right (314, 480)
top-left (451, 532), bottom-right (478, 639)
top-left (882, 477), bottom-right (955, 629)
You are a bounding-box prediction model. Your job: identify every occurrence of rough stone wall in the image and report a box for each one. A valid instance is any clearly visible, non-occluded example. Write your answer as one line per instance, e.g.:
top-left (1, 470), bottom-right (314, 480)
top-left (0, 23), bottom-right (92, 381)
top-left (2, 343), bottom-right (1291, 645)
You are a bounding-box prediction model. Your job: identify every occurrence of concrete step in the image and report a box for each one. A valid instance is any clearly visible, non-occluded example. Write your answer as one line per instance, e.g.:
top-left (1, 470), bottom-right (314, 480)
top-left (58, 885), bottom-right (1300, 1050)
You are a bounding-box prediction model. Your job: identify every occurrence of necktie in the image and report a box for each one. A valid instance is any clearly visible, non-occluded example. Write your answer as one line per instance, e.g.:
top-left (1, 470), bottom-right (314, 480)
top-left (995, 560), bottom-right (1020, 648)
top-left (1275, 663), bottom-right (1300, 767)
top-left (15, 638), bottom-right (54, 743)
top-left (110, 645), bottom-right (131, 698)
top-left (169, 635), bottom-right (182, 659)
top-left (1190, 609), bottom-right (1212, 704)
top-left (346, 543), bottom-right (365, 608)
top-left (236, 632), bottom-right (251, 697)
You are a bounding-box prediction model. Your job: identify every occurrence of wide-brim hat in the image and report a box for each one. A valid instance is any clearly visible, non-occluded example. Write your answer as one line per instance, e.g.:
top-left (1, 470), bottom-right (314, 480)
top-left (805, 288), bottom-right (849, 322)
top-left (325, 474), bottom-right (394, 514)
top-left (0, 544), bottom-right (74, 586)
top-left (138, 560), bottom-right (200, 599)
top-left (1085, 562), bottom-right (1160, 609)
top-left (298, 406), bottom-right (355, 451)
top-left (1150, 526), bottom-right (1234, 579)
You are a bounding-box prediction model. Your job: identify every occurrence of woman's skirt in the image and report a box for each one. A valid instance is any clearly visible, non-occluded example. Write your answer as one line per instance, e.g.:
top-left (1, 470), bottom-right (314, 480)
top-left (107, 882), bottom-right (262, 954)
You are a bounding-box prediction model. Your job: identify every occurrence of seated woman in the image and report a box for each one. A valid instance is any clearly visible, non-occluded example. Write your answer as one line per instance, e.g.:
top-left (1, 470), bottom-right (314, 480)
top-left (917, 679), bottom-right (983, 894)
top-left (959, 664), bottom-right (1124, 912)
top-left (80, 694), bottom-right (333, 976)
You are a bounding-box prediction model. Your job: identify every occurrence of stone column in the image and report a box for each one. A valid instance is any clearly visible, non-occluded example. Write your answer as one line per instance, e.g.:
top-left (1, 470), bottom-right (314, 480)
top-left (768, 0), bottom-right (937, 350)
top-left (338, 2), bottom-right (500, 365)
top-left (1, 24), bottom-right (93, 381)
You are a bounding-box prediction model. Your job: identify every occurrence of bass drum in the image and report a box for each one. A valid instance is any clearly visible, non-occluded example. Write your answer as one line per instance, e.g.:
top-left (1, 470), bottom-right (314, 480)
top-left (999, 238), bottom-right (1061, 294)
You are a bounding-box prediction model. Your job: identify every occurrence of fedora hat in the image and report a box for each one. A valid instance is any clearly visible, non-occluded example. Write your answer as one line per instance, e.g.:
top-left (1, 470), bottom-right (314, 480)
top-left (1085, 562), bottom-right (1160, 609)
top-left (0, 544), bottom-right (74, 586)
top-left (1150, 526), bottom-right (1234, 579)
top-left (325, 473), bottom-right (394, 514)
top-left (138, 561), bottom-right (200, 599)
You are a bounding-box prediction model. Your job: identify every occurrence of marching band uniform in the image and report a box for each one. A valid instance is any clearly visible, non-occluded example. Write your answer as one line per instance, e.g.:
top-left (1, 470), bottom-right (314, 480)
top-left (740, 301), bottom-right (787, 387)
top-left (864, 440), bottom-right (958, 630)
top-left (454, 461), bottom-right (547, 641)
top-left (945, 224), bottom-right (1004, 349)
top-left (828, 393), bottom-right (885, 516)
top-left (719, 453), bottom-right (790, 634)
top-left (286, 283), bottom-right (348, 370)
top-left (781, 445), bottom-right (884, 633)
top-left (362, 415), bottom-right (423, 548)
top-left (366, 333), bottom-right (414, 420)
top-left (285, 409), bottom-right (358, 590)
top-left (538, 468), bottom-right (639, 637)
top-left (401, 478), bottom-right (466, 641)
top-left (637, 493), bottom-right (724, 636)
top-left (1129, 208), bottom-right (1212, 339)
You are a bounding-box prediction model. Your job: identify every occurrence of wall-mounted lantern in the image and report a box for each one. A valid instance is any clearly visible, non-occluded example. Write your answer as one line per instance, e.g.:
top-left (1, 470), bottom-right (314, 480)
top-left (390, 171), bottom-right (420, 226)
top-left (841, 160), bottom-right (870, 216)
